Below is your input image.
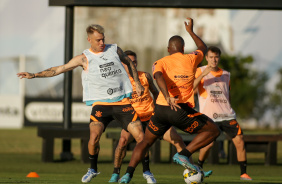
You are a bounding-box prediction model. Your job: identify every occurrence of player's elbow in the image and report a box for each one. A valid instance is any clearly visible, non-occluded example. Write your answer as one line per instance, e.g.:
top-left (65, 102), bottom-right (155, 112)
top-left (198, 45), bottom-right (207, 55)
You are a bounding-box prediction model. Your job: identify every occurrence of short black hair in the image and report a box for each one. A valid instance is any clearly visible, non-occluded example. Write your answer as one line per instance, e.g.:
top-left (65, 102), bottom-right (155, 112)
top-left (207, 46), bottom-right (221, 56)
top-left (168, 35), bottom-right (185, 47)
top-left (124, 50), bottom-right (137, 58)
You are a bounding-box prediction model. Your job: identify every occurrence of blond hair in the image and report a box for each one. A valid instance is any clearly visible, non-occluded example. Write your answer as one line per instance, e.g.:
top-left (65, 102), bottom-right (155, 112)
top-left (86, 24), bottom-right (105, 34)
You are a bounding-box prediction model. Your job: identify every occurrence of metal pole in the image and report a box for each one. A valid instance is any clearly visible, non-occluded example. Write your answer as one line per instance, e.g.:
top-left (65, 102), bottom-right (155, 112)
top-left (63, 6), bottom-right (74, 129)
top-left (61, 5), bottom-right (74, 161)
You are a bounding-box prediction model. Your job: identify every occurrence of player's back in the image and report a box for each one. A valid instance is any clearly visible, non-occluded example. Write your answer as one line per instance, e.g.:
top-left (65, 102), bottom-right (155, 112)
top-left (153, 51), bottom-right (203, 107)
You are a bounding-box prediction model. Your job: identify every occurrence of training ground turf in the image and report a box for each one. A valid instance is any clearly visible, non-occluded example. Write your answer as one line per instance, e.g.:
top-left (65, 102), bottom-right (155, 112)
top-left (0, 128), bottom-right (282, 184)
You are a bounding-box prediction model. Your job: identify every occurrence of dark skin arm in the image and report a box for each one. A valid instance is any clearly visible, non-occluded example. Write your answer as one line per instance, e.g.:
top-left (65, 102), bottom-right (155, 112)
top-left (154, 71), bottom-right (180, 111)
top-left (184, 17), bottom-right (207, 55)
top-left (117, 47), bottom-right (144, 96)
top-left (145, 72), bottom-right (159, 104)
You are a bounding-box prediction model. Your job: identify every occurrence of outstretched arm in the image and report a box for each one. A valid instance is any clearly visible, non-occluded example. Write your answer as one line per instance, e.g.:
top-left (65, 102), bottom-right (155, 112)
top-left (17, 55), bottom-right (86, 79)
top-left (184, 17), bottom-right (207, 55)
top-left (145, 72), bottom-right (159, 104)
top-left (117, 47), bottom-right (144, 96)
top-left (154, 71), bottom-right (180, 111)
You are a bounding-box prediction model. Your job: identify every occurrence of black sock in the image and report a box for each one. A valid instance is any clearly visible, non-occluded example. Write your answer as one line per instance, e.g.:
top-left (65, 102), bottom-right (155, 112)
top-left (142, 155), bottom-right (150, 173)
top-left (125, 166), bottom-right (135, 178)
top-left (113, 167), bottom-right (120, 174)
top-left (179, 149), bottom-right (192, 158)
top-left (89, 154), bottom-right (98, 171)
top-left (239, 161), bottom-right (247, 175)
top-left (197, 159), bottom-right (205, 168)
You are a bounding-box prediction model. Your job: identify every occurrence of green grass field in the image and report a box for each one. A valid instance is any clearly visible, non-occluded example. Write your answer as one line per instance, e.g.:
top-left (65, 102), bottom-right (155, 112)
top-left (0, 127), bottom-right (282, 184)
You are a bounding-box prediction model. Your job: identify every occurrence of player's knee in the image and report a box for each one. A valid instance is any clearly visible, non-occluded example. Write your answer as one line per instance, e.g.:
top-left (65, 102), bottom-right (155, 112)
top-left (209, 121), bottom-right (220, 138)
top-left (141, 137), bottom-right (155, 148)
top-left (234, 136), bottom-right (245, 148)
top-left (89, 132), bottom-right (100, 145)
top-left (135, 133), bottom-right (144, 143)
top-left (118, 136), bottom-right (129, 147)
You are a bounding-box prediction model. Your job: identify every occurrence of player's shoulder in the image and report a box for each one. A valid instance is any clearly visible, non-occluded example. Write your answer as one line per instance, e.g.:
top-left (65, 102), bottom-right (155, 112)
top-left (66, 54), bottom-right (85, 67)
top-left (82, 48), bottom-right (90, 54)
top-left (74, 54), bottom-right (86, 61)
top-left (105, 44), bottom-right (117, 50)
top-left (198, 65), bottom-right (207, 70)
top-left (156, 54), bottom-right (175, 66)
top-left (152, 60), bottom-right (162, 75)
top-left (185, 50), bottom-right (204, 57)
top-left (152, 57), bottom-right (165, 68)
top-left (105, 43), bottom-right (117, 47)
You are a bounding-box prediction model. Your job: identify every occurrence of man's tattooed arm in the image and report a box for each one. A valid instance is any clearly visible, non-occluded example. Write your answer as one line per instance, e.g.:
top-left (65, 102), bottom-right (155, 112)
top-left (117, 47), bottom-right (139, 82)
top-left (17, 54), bottom-right (84, 79)
top-left (117, 47), bottom-right (144, 96)
top-left (35, 66), bottom-right (65, 78)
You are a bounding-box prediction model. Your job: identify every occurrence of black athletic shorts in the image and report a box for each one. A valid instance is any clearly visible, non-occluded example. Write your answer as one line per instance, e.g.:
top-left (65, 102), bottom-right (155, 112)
top-left (141, 120), bottom-right (149, 131)
top-left (148, 103), bottom-right (210, 136)
top-left (90, 104), bottom-right (139, 131)
top-left (216, 119), bottom-right (243, 138)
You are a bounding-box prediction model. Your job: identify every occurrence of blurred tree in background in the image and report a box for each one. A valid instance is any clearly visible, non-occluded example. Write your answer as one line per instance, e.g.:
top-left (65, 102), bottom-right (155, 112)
top-left (201, 54), bottom-right (269, 121)
top-left (269, 68), bottom-right (282, 127)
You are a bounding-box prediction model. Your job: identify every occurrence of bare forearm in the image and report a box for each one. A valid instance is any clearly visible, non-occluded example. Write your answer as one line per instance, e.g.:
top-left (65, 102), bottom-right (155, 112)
top-left (158, 84), bottom-right (169, 99)
top-left (128, 62), bottom-right (140, 84)
top-left (17, 55), bottom-right (82, 79)
top-left (156, 75), bottom-right (169, 99)
top-left (117, 46), bottom-right (141, 84)
top-left (34, 66), bottom-right (66, 78)
top-left (187, 30), bottom-right (207, 55)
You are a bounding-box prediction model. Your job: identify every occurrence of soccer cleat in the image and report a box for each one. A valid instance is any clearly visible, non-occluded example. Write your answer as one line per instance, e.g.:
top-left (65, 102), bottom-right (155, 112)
top-left (119, 173), bottom-right (132, 183)
top-left (240, 173), bottom-right (253, 180)
top-left (143, 171), bottom-right (157, 184)
top-left (109, 173), bottom-right (120, 183)
top-left (196, 165), bottom-right (212, 178)
top-left (203, 170), bottom-right (213, 178)
top-left (81, 168), bottom-right (100, 183)
top-left (173, 153), bottom-right (197, 172)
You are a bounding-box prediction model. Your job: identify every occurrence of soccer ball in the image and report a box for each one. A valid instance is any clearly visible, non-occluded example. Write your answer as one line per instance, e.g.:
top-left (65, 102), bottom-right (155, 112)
top-left (183, 168), bottom-right (204, 184)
